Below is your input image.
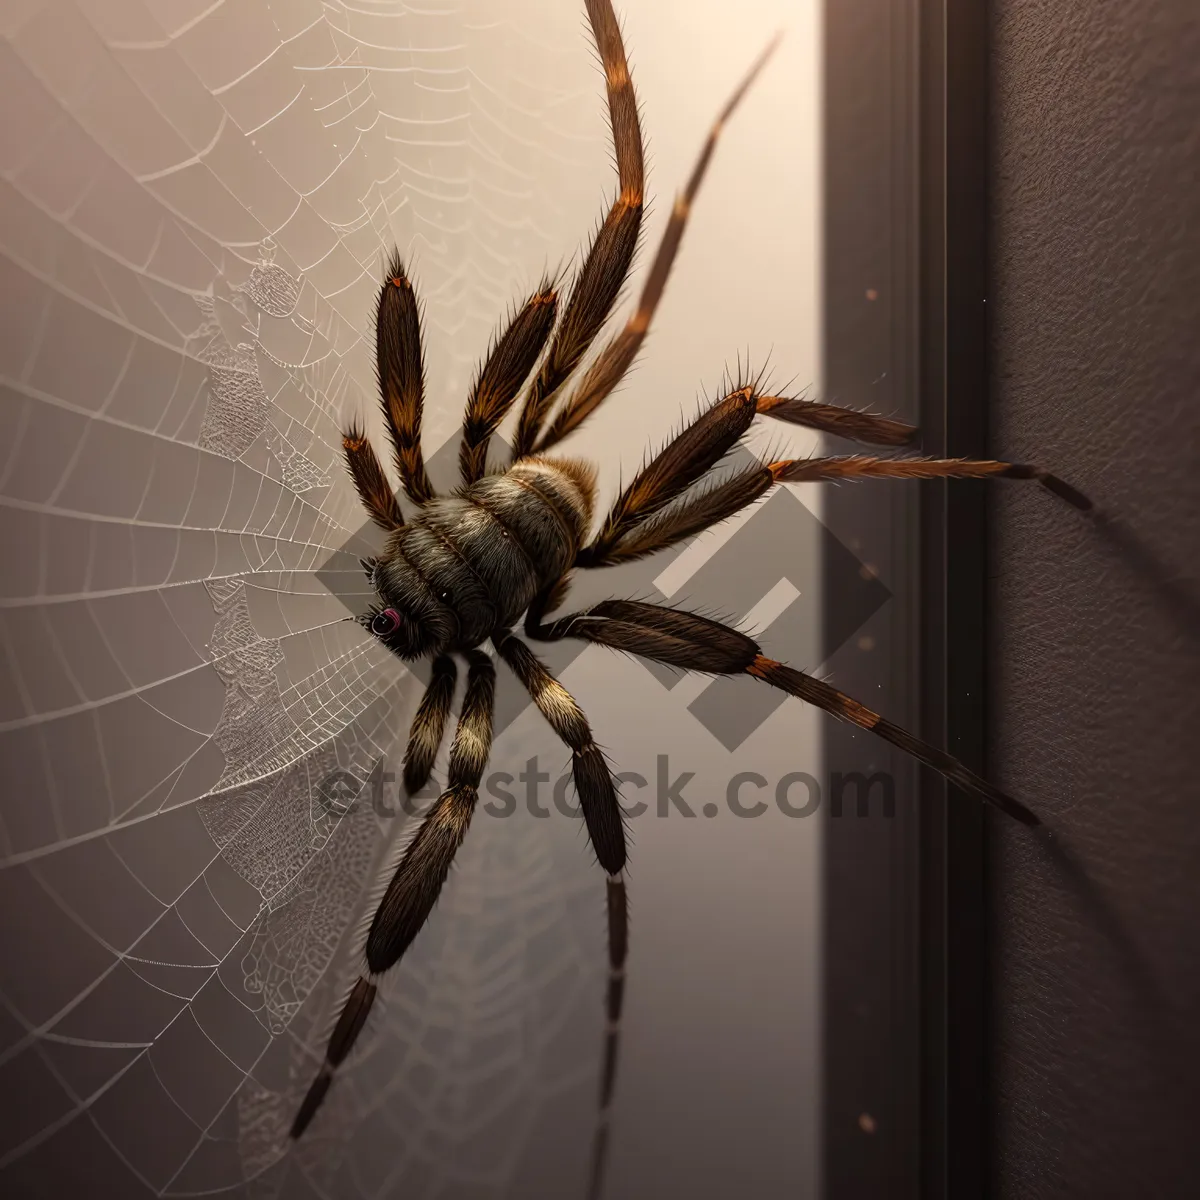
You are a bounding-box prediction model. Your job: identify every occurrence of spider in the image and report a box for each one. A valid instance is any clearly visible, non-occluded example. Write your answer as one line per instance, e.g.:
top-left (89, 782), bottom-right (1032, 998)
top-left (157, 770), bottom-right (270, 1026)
top-left (291, 0), bottom-right (1089, 1190)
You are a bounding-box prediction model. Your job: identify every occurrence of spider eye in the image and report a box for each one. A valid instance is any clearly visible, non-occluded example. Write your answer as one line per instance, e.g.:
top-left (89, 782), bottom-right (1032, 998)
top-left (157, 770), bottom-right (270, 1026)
top-left (370, 608), bottom-right (401, 637)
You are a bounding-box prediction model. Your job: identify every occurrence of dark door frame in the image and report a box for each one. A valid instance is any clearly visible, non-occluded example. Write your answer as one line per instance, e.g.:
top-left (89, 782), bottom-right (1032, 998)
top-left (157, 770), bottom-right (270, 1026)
top-left (822, 2), bottom-right (989, 1196)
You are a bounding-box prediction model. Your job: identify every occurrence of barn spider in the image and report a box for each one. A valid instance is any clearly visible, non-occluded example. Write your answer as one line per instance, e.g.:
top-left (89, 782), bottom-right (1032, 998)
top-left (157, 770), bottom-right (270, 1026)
top-left (292, 1), bottom-right (1089, 1191)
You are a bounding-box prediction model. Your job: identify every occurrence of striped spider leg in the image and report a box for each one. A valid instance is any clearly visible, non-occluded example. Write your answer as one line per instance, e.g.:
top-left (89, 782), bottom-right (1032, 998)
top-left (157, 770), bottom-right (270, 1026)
top-left (290, 651), bottom-right (495, 1138)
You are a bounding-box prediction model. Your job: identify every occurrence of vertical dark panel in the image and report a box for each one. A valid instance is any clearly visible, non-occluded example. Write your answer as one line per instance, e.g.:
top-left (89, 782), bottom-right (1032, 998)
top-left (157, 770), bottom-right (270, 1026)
top-left (825, 1), bottom-right (993, 1197)
top-left (918, 2), bottom-right (990, 1198)
top-left (822, 1), bottom-right (922, 1196)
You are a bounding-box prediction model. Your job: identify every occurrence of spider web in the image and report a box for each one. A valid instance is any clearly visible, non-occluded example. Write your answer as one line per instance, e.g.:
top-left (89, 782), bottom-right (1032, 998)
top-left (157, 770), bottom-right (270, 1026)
top-left (0, 2), bottom-right (824, 1197)
top-left (0, 2), bottom-right (616, 1195)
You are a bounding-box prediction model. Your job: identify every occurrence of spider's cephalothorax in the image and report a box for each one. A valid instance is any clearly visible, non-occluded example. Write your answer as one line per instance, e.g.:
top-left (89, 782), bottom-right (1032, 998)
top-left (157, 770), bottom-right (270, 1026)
top-left (293, 3), bottom-right (1090, 1194)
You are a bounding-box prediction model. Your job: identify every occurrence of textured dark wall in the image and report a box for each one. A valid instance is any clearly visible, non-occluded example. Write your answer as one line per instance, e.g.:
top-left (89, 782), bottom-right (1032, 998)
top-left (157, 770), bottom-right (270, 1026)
top-left (987, 2), bottom-right (1199, 1197)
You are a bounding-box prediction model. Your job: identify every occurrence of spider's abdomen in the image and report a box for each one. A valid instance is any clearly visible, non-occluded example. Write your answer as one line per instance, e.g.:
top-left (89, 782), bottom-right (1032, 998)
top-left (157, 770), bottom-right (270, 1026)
top-left (379, 457), bottom-right (596, 651)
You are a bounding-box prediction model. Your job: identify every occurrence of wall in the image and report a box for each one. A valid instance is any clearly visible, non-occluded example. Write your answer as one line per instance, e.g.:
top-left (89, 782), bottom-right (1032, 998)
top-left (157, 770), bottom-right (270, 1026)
top-left (987, 2), bottom-right (1199, 1195)
top-left (0, 2), bottom-right (822, 1198)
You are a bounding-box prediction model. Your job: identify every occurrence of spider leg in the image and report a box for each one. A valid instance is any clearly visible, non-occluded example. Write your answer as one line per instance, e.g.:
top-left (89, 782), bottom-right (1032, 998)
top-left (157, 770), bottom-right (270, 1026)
top-left (523, 572), bottom-right (576, 639)
top-left (460, 282), bottom-right (559, 486)
top-left (579, 441), bottom-right (1091, 569)
top-left (587, 870), bottom-right (627, 1200)
top-left (377, 249), bottom-right (436, 505)
top-left (365, 650), bottom-right (494, 968)
top-left (534, 34), bottom-right (782, 454)
top-left (491, 624), bottom-right (628, 1200)
top-left (755, 392), bottom-right (917, 447)
top-left (576, 385), bottom-right (760, 567)
top-left (768, 453), bottom-right (1092, 509)
top-left (492, 632), bottom-right (626, 875)
top-left (586, 461), bottom-right (771, 566)
top-left (341, 421), bottom-right (405, 531)
top-left (401, 654), bottom-right (458, 796)
top-left (290, 650), bottom-right (495, 1139)
top-left (527, 598), bottom-right (1039, 825)
top-left (511, 0), bottom-right (645, 459)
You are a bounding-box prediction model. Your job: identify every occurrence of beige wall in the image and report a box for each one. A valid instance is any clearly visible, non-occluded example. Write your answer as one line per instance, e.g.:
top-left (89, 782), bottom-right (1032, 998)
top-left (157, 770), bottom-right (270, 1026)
top-left (0, 1), bottom-right (821, 1196)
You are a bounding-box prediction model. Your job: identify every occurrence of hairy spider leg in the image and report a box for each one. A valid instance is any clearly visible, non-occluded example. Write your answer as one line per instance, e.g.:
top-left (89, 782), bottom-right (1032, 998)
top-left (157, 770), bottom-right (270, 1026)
top-left (527, 27), bottom-right (922, 457)
top-left (492, 632), bottom-right (626, 875)
top-left (591, 447), bottom-right (1092, 567)
top-left (578, 385), bottom-right (760, 566)
top-left (526, 598), bottom-right (1040, 826)
top-left (290, 651), bottom-right (494, 1139)
top-left (511, 0), bottom-right (646, 458)
top-left (401, 654), bottom-right (458, 796)
top-left (341, 420), bottom-right (405, 531)
top-left (754, 391), bottom-right (918, 447)
top-left (573, 385), bottom-right (1092, 569)
top-left (490, 630), bottom-right (630, 1200)
top-left (587, 871), bottom-right (627, 1200)
top-left (766, 455), bottom-right (1092, 506)
top-left (339, 249), bottom-right (435, 521)
top-left (534, 34), bottom-right (783, 454)
top-left (377, 248), bottom-right (436, 505)
top-left (459, 283), bottom-right (560, 485)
